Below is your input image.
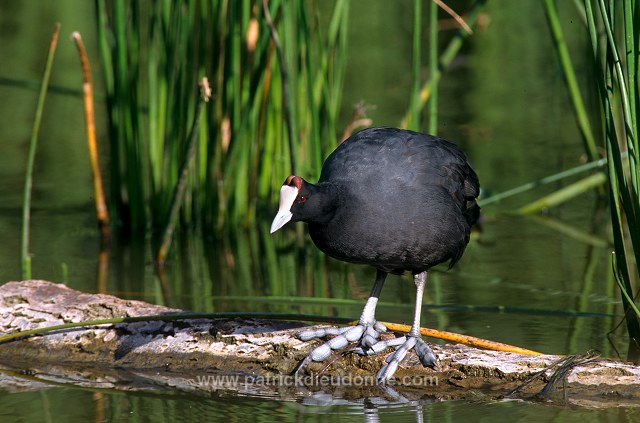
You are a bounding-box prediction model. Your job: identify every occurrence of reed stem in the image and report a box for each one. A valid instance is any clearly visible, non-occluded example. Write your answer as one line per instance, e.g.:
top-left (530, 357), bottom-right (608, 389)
top-left (427, 0), bottom-right (438, 134)
top-left (543, 0), bottom-right (598, 161)
top-left (156, 78), bottom-right (211, 267)
top-left (21, 23), bottom-right (61, 280)
top-left (72, 31), bottom-right (111, 239)
top-left (400, 0), bottom-right (487, 128)
top-left (409, 0), bottom-right (422, 132)
top-left (263, 0), bottom-right (297, 175)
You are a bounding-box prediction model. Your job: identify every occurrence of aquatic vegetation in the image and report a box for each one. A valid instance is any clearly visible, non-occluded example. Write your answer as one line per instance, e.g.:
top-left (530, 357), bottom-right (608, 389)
top-left (95, 0), bottom-right (349, 234)
top-left (543, 0), bottom-right (640, 357)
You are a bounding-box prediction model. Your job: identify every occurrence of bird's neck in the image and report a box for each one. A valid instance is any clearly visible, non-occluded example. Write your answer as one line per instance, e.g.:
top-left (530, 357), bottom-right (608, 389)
top-left (304, 181), bottom-right (344, 225)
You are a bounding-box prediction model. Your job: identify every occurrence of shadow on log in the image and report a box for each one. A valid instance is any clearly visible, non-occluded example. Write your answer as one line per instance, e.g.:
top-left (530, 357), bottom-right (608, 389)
top-left (0, 280), bottom-right (639, 408)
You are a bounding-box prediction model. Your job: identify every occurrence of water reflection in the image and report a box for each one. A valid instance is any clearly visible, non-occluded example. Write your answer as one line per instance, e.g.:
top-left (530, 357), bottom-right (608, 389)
top-left (1, 379), bottom-right (638, 422)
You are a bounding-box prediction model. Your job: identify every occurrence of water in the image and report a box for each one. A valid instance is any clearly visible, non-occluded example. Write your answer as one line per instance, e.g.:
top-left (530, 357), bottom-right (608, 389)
top-left (0, 388), bottom-right (637, 422)
top-left (0, 389), bottom-right (637, 423)
top-left (0, 0), bottom-right (638, 421)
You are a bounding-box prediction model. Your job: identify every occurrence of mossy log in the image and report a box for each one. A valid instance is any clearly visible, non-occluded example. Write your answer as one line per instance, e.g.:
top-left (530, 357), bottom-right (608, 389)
top-left (0, 280), bottom-right (638, 407)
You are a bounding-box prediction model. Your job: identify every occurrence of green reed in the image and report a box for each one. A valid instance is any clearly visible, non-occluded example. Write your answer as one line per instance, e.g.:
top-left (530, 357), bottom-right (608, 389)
top-left (544, 0), bottom-right (640, 356)
top-left (408, 0), bottom-right (422, 132)
top-left (21, 24), bottom-right (61, 280)
top-left (400, 0), bottom-right (486, 130)
top-left (94, 0), bottom-right (349, 234)
top-left (426, 0), bottom-right (438, 134)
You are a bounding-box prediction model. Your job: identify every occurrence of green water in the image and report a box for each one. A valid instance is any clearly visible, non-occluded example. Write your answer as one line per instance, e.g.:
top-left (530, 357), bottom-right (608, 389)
top-left (0, 0), bottom-right (638, 421)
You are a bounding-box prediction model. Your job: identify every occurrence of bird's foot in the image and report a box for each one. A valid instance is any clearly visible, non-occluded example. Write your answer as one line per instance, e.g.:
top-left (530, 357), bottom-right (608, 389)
top-left (374, 334), bottom-right (438, 383)
top-left (297, 326), bottom-right (437, 384)
top-left (298, 321), bottom-right (388, 362)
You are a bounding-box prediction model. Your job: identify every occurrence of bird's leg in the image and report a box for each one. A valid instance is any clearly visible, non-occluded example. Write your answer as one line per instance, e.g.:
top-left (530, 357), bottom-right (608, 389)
top-left (375, 271), bottom-right (437, 383)
top-left (298, 270), bottom-right (389, 362)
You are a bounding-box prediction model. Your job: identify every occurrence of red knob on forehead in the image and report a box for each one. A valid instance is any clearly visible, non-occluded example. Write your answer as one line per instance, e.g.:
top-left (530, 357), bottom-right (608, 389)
top-left (284, 175), bottom-right (303, 190)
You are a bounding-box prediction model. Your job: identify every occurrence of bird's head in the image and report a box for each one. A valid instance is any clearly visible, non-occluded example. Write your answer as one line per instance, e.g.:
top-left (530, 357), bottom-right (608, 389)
top-left (270, 175), bottom-right (311, 233)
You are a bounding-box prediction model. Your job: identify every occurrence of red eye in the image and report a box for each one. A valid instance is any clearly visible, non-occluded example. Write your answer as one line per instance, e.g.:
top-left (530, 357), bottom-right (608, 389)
top-left (299, 196), bottom-right (307, 203)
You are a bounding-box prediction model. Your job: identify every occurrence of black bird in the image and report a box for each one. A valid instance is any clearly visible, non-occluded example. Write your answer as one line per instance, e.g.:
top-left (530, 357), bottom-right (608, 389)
top-left (270, 127), bottom-right (480, 382)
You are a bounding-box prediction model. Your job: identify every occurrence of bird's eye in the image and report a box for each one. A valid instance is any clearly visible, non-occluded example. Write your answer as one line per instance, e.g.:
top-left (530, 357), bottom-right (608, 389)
top-left (299, 196), bottom-right (307, 203)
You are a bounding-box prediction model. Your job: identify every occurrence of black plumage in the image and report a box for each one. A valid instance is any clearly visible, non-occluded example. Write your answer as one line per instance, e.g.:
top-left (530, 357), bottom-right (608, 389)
top-left (270, 126), bottom-right (480, 382)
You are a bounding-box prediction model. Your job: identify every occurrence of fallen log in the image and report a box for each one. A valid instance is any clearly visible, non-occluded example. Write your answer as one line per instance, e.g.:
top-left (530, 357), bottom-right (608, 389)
top-left (0, 280), bottom-right (638, 407)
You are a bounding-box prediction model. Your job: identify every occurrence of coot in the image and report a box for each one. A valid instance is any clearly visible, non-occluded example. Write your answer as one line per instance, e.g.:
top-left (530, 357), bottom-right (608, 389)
top-left (270, 127), bottom-right (480, 382)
